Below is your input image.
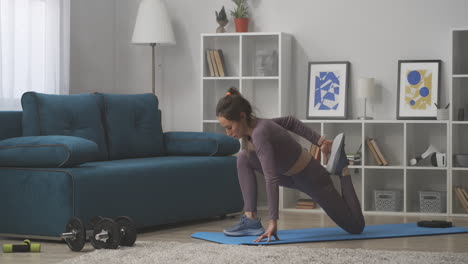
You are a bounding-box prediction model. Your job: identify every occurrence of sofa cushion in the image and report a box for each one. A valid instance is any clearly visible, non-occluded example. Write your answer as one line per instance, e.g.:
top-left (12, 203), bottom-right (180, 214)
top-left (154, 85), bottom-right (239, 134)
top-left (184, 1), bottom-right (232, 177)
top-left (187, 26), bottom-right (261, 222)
top-left (164, 132), bottom-right (240, 156)
top-left (98, 93), bottom-right (164, 160)
top-left (0, 136), bottom-right (99, 167)
top-left (21, 92), bottom-right (108, 161)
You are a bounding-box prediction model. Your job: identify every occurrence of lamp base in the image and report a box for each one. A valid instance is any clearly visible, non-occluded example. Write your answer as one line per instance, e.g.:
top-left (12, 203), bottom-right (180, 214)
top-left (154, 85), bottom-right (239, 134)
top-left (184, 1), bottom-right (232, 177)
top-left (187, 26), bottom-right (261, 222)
top-left (357, 116), bottom-right (374, 120)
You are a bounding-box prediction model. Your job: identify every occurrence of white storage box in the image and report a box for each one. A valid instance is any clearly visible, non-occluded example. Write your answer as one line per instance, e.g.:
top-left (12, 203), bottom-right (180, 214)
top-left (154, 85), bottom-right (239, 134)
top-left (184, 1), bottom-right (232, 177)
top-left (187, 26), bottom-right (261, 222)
top-left (374, 190), bottom-right (403, 212)
top-left (419, 191), bottom-right (446, 213)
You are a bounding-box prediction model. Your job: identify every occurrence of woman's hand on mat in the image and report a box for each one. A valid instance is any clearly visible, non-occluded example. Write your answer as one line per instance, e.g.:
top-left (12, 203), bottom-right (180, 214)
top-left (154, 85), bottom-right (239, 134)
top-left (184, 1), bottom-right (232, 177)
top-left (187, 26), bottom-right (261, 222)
top-left (321, 140), bottom-right (333, 164)
top-left (254, 220), bottom-right (280, 243)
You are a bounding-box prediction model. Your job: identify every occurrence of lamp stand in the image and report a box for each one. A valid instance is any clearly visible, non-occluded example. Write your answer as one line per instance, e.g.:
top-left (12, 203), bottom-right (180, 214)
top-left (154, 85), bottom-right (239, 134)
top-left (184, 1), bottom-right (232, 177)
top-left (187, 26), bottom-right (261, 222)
top-left (358, 97), bottom-right (373, 120)
top-left (151, 43), bottom-right (156, 95)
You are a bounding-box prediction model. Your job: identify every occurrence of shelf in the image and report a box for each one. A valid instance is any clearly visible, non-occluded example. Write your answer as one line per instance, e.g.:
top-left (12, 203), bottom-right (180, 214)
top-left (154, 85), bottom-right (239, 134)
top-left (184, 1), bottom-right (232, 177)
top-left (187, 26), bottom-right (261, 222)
top-left (406, 166), bottom-right (448, 170)
top-left (453, 167), bottom-right (468, 171)
top-left (363, 211), bottom-right (407, 216)
top-left (201, 32), bottom-right (284, 37)
top-left (203, 77), bottom-right (240, 80)
top-left (203, 120), bottom-right (219, 123)
top-left (453, 121), bottom-right (468, 124)
top-left (319, 120), bottom-right (363, 124)
top-left (242, 76), bottom-right (279, 80)
top-left (363, 166), bottom-right (404, 169)
top-left (453, 74), bottom-right (468, 78)
top-left (202, 76), bottom-right (280, 80)
top-left (298, 119), bottom-right (448, 124)
top-left (404, 120), bottom-right (448, 124)
top-left (364, 120), bottom-right (404, 124)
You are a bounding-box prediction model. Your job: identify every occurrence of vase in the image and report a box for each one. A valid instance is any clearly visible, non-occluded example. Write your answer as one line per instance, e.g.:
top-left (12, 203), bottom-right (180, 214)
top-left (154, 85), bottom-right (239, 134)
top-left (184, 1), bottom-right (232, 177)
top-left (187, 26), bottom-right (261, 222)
top-left (234, 18), bottom-right (249, 32)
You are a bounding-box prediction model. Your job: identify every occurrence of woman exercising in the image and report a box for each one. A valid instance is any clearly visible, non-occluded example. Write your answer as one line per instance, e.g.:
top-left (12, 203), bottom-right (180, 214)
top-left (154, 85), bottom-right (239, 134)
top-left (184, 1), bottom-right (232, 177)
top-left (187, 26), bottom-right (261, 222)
top-left (217, 87), bottom-right (365, 243)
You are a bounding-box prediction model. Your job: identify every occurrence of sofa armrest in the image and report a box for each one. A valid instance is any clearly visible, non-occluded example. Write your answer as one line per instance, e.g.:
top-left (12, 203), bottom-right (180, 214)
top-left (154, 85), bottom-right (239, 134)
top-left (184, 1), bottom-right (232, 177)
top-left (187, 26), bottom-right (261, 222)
top-left (164, 132), bottom-right (240, 156)
top-left (0, 136), bottom-right (99, 168)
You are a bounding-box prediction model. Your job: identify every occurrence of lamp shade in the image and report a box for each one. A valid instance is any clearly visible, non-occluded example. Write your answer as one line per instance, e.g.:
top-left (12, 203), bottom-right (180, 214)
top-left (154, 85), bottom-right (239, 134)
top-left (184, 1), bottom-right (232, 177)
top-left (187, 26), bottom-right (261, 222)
top-left (357, 77), bottom-right (376, 98)
top-left (132, 0), bottom-right (175, 45)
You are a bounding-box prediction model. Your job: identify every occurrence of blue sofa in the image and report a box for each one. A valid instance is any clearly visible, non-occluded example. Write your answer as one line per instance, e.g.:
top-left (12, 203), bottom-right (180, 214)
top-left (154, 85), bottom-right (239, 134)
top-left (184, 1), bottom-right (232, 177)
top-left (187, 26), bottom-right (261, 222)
top-left (0, 92), bottom-right (243, 239)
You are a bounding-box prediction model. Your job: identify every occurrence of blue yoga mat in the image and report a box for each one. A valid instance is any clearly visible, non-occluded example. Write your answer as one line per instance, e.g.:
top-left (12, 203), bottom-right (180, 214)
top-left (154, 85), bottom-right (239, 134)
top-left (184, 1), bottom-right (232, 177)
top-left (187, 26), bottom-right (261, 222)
top-left (191, 223), bottom-right (468, 245)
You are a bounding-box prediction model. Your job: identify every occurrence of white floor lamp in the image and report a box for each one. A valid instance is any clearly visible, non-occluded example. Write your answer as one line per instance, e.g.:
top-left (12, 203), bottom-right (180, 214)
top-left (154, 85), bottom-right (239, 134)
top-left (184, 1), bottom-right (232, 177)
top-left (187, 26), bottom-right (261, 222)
top-left (132, 0), bottom-right (175, 95)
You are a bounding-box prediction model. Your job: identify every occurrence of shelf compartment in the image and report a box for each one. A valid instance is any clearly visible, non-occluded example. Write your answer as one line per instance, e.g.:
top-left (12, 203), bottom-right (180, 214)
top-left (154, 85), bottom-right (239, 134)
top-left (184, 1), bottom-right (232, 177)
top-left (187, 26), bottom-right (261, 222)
top-left (453, 30), bottom-right (468, 75)
top-left (406, 170), bottom-right (447, 213)
top-left (406, 123), bottom-right (447, 167)
top-left (242, 34), bottom-right (279, 77)
top-left (203, 35), bottom-right (240, 77)
top-left (202, 79), bottom-right (240, 121)
top-left (452, 124), bottom-right (468, 168)
top-left (242, 79), bottom-right (279, 118)
top-left (323, 123), bottom-right (362, 159)
top-left (364, 123), bottom-right (404, 166)
top-left (452, 171), bottom-right (468, 215)
top-left (452, 77), bottom-right (468, 121)
top-left (364, 169), bottom-right (404, 212)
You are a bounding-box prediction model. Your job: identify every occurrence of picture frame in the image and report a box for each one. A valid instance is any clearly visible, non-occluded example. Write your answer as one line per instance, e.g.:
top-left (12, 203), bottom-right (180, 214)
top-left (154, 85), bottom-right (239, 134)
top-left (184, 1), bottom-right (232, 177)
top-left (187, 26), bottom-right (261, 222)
top-left (397, 60), bottom-right (441, 120)
top-left (306, 61), bottom-right (349, 119)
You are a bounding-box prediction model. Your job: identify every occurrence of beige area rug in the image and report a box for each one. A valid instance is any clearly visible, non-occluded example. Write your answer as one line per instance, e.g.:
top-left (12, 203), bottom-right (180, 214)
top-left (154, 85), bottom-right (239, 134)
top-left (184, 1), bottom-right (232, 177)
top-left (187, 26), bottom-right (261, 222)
top-left (61, 241), bottom-right (468, 264)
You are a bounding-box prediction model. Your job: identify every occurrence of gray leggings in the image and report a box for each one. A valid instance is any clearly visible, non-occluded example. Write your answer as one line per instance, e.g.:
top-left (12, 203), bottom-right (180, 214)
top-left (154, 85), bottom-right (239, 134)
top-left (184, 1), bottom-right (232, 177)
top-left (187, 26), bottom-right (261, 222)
top-left (237, 150), bottom-right (365, 234)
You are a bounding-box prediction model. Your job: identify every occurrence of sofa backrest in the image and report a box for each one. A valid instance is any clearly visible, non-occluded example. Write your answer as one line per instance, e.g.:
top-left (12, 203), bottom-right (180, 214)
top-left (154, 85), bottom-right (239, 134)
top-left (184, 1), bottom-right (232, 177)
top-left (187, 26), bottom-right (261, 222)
top-left (21, 92), bottom-right (109, 161)
top-left (96, 93), bottom-right (165, 160)
top-left (0, 111), bottom-right (22, 141)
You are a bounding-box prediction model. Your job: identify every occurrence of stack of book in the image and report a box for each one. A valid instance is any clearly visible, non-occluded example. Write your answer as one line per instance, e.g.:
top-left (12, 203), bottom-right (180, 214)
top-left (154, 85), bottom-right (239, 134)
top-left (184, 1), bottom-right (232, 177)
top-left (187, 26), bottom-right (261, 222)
top-left (205, 49), bottom-right (227, 77)
top-left (295, 199), bottom-right (316, 209)
top-left (454, 186), bottom-right (468, 213)
top-left (366, 138), bottom-right (389, 166)
top-left (347, 144), bottom-right (362, 165)
top-left (347, 153), bottom-right (362, 165)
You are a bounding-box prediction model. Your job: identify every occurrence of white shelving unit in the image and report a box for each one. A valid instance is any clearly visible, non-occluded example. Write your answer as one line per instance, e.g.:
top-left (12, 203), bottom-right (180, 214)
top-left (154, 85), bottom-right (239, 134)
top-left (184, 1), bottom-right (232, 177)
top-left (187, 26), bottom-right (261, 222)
top-left (451, 29), bottom-right (468, 217)
top-left (201, 32), bottom-right (292, 135)
top-left (200, 30), bottom-right (468, 217)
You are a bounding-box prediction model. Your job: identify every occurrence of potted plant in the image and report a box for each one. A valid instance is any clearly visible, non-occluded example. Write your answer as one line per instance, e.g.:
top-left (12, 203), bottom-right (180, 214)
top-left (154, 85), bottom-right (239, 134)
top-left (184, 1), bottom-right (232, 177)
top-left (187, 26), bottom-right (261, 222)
top-left (230, 0), bottom-right (249, 32)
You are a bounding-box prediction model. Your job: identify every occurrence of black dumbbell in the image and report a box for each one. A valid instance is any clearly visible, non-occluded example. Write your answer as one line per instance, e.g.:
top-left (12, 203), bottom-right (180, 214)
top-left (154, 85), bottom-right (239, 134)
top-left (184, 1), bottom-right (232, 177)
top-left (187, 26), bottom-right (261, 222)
top-left (88, 216), bottom-right (137, 248)
top-left (61, 217), bottom-right (120, 251)
top-left (114, 216), bottom-right (137, 247)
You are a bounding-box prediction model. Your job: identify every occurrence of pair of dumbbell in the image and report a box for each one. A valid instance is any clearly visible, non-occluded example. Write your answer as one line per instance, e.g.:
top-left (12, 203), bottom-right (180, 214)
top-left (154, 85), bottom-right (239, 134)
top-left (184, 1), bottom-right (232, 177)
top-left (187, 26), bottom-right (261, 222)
top-left (61, 216), bottom-right (137, 252)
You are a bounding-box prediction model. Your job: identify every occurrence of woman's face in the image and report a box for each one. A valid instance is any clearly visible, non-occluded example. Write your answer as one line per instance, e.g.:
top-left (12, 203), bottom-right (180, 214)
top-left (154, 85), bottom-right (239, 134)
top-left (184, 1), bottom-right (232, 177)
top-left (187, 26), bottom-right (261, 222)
top-left (217, 113), bottom-right (248, 139)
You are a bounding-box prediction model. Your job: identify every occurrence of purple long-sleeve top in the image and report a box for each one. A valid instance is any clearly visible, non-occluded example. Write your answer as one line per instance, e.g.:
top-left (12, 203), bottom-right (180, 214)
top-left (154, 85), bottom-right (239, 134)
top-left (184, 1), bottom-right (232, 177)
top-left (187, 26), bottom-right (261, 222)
top-left (250, 116), bottom-right (323, 220)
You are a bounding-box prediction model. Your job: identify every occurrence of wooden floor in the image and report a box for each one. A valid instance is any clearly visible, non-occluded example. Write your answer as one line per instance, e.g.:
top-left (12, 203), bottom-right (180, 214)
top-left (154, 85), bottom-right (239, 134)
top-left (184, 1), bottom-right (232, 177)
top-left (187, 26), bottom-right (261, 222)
top-left (1, 211), bottom-right (468, 264)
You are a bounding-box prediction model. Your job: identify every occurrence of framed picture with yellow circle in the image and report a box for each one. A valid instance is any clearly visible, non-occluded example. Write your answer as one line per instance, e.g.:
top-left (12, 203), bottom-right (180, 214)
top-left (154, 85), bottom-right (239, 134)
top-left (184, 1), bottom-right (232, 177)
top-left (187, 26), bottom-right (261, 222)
top-left (397, 60), bottom-right (441, 120)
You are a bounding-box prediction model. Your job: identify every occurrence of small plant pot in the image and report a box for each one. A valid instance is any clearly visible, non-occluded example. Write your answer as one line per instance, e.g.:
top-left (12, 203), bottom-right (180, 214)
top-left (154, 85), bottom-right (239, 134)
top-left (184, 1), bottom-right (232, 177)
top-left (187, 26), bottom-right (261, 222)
top-left (234, 18), bottom-right (249, 32)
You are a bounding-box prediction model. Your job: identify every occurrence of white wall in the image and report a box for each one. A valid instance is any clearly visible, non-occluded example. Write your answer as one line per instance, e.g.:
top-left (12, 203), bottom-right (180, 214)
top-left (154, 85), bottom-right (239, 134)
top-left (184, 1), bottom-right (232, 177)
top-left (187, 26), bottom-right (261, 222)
top-left (70, 0), bottom-right (468, 131)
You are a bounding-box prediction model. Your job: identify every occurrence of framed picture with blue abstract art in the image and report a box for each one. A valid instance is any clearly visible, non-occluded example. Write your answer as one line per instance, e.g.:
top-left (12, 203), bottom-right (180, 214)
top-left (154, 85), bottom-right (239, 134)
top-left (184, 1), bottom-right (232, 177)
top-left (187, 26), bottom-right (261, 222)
top-left (397, 60), bottom-right (441, 120)
top-left (306, 61), bottom-right (349, 119)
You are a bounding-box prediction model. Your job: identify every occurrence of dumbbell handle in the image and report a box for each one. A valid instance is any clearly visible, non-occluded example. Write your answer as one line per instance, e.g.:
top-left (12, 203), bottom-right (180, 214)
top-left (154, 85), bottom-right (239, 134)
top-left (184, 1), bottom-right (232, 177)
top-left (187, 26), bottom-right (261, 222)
top-left (7, 244), bottom-right (30, 252)
top-left (61, 231), bottom-right (77, 240)
top-left (95, 231), bottom-right (109, 241)
top-left (62, 230), bottom-right (98, 240)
